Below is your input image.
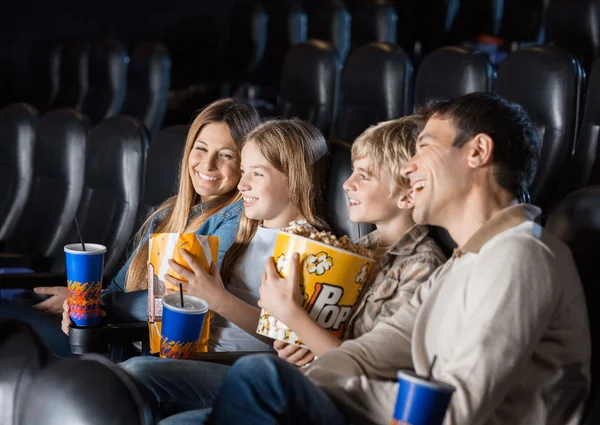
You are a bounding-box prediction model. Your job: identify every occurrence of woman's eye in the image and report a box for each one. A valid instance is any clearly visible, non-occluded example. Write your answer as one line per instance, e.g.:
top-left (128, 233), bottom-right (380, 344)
top-left (221, 154), bottom-right (234, 160)
top-left (253, 172), bottom-right (263, 177)
top-left (195, 146), bottom-right (207, 152)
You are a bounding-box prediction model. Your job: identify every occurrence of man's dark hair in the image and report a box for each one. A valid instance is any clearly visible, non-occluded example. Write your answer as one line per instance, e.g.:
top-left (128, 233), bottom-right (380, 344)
top-left (416, 92), bottom-right (541, 198)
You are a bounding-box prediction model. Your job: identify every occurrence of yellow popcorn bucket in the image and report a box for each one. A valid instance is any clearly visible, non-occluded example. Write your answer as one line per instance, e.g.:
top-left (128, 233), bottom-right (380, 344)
top-left (147, 233), bottom-right (219, 355)
top-left (256, 232), bottom-right (374, 346)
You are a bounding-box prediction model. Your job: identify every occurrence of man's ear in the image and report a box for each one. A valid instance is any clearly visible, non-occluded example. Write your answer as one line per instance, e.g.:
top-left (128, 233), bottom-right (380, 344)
top-left (466, 133), bottom-right (494, 169)
top-left (397, 189), bottom-right (415, 210)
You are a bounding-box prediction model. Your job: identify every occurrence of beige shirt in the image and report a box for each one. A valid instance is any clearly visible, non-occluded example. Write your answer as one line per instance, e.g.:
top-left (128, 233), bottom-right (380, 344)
top-left (305, 204), bottom-right (591, 425)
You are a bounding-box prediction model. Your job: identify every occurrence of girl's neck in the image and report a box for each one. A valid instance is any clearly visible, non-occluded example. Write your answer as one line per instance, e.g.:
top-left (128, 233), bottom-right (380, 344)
top-left (263, 210), bottom-right (304, 229)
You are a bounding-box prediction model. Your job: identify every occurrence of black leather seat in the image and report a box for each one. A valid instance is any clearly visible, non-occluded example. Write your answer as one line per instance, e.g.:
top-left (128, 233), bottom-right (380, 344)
top-left (51, 40), bottom-right (90, 110)
top-left (447, 0), bottom-right (503, 45)
top-left (546, 185), bottom-right (600, 413)
top-left (414, 46), bottom-right (495, 107)
top-left (122, 42), bottom-right (170, 136)
top-left (564, 57), bottom-right (600, 192)
top-left (332, 42), bottom-right (413, 141)
top-left (219, 0), bottom-right (268, 95)
top-left (52, 116), bottom-right (148, 278)
top-left (546, 0), bottom-right (600, 71)
top-left (305, 0), bottom-right (351, 63)
top-left (251, 0), bottom-right (307, 99)
top-left (498, 0), bottom-right (547, 45)
top-left (325, 139), bottom-right (375, 240)
top-left (81, 38), bottom-right (129, 125)
top-left (0, 103), bottom-right (39, 242)
top-left (0, 319), bottom-right (50, 425)
top-left (348, 0), bottom-right (397, 50)
top-left (279, 40), bottom-right (340, 137)
top-left (7, 109), bottom-right (89, 259)
top-left (496, 45), bottom-right (585, 210)
top-left (138, 125), bottom-right (187, 224)
top-left (17, 354), bottom-right (154, 425)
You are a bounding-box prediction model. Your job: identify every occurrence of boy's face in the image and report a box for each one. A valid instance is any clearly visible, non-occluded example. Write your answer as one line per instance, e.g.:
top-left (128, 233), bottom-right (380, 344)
top-left (343, 157), bottom-right (405, 225)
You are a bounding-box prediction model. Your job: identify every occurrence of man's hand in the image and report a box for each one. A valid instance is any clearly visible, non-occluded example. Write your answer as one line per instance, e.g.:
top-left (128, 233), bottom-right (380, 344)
top-left (274, 339), bottom-right (316, 367)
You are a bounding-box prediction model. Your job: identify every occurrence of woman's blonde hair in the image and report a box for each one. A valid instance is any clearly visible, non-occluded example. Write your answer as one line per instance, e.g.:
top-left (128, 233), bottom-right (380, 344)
top-left (351, 115), bottom-right (424, 195)
top-left (221, 118), bottom-right (329, 285)
top-left (125, 98), bottom-right (260, 291)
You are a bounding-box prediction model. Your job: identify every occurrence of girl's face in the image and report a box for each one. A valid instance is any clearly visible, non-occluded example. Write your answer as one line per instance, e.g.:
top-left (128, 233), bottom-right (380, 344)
top-left (238, 140), bottom-right (298, 228)
top-left (188, 122), bottom-right (240, 202)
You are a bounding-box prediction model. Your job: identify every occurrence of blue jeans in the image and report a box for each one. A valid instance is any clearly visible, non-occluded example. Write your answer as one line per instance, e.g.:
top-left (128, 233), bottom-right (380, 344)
top-left (205, 355), bottom-right (351, 425)
top-left (0, 299), bottom-right (72, 359)
top-left (120, 356), bottom-right (231, 418)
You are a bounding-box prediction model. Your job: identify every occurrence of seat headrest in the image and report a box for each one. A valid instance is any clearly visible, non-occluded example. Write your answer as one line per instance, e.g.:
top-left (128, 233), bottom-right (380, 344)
top-left (333, 42), bottom-right (413, 141)
top-left (496, 45), bottom-right (584, 209)
top-left (0, 319), bottom-right (50, 425)
top-left (18, 354), bottom-right (153, 425)
top-left (414, 46), bottom-right (495, 107)
top-left (88, 38), bottom-right (128, 87)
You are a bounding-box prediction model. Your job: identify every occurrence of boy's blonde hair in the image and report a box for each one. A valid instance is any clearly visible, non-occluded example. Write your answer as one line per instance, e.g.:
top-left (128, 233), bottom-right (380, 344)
top-left (351, 115), bottom-right (424, 196)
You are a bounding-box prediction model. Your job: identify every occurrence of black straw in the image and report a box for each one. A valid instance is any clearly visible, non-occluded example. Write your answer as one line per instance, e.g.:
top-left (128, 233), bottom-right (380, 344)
top-left (179, 283), bottom-right (185, 308)
top-left (427, 355), bottom-right (438, 381)
top-left (74, 216), bottom-right (86, 251)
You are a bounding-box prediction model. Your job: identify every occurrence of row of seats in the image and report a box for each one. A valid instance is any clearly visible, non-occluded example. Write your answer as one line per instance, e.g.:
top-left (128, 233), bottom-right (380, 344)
top-left (0, 106), bottom-right (372, 279)
top-left (32, 39), bottom-right (170, 134)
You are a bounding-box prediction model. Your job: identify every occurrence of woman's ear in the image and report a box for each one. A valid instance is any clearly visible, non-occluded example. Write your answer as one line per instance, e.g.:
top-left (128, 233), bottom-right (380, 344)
top-left (397, 189), bottom-right (415, 210)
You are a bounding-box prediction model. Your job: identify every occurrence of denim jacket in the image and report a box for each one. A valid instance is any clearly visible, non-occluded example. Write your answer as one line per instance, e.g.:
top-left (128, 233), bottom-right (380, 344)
top-left (100, 200), bottom-right (243, 322)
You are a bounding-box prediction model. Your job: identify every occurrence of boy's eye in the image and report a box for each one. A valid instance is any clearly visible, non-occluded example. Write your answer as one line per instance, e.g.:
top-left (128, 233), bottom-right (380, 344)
top-left (360, 173), bottom-right (369, 180)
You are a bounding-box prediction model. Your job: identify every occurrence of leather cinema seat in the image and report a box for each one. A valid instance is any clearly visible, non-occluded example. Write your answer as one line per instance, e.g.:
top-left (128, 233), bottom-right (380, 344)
top-left (496, 45), bottom-right (585, 210)
top-left (546, 185), bottom-right (600, 413)
top-left (546, 0), bottom-right (600, 71)
top-left (325, 139), bottom-right (375, 240)
top-left (279, 40), bottom-right (341, 137)
top-left (0, 319), bottom-right (50, 425)
top-left (51, 39), bottom-right (90, 110)
top-left (82, 38), bottom-right (129, 125)
top-left (305, 0), bottom-right (352, 63)
top-left (349, 0), bottom-right (397, 49)
top-left (0, 103), bottom-right (39, 242)
top-left (8, 109), bottom-right (89, 259)
top-left (138, 125), bottom-right (187, 224)
top-left (52, 116), bottom-right (148, 277)
top-left (122, 42), bottom-right (171, 136)
top-left (17, 355), bottom-right (154, 425)
top-left (414, 46), bottom-right (495, 107)
top-left (333, 42), bottom-right (413, 141)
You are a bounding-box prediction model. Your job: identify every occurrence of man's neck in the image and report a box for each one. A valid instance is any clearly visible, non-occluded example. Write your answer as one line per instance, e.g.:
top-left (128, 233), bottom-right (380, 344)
top-left (443, 189), bottom-right (517, 247)
top-left (374, 211), bottom-right (416, 248)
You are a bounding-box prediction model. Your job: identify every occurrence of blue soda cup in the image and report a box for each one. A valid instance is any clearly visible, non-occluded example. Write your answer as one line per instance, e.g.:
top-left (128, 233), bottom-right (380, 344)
top-left (160, 294), bottom-right (209, 359)
top-left (64, 243), bottom-right (106, 327)
top-left (391, 370), bottom-right (455, 425)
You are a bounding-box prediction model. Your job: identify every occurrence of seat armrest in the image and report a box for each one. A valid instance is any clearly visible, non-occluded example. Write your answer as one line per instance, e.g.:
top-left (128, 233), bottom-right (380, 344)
top-left (0, 273), bottom-right (66, 289)
top-left (68, 322), bottom-right (149, 355)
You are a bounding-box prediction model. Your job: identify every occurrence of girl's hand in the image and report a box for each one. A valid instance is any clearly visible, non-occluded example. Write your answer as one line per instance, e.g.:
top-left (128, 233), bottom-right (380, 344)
top-left (61, 299), bottom-right (105, 335)
top-left (258, 253), bottom-right (302, 325)
top-left (33, 286), bottom-right (68, 316)
top-left (165, 249), bottom-right (226, 309)
top-left (274, 339), bottom-right (316, 367)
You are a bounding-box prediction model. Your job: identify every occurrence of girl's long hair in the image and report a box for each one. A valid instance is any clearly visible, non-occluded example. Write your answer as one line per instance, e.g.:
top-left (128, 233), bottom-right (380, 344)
top-left (220, 118), bottom-right (329, 285)
top-left (125, 99), bottom-right (260, 291)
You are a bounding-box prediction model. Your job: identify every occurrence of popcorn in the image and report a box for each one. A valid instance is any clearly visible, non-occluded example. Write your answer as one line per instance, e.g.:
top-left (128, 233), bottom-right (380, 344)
top-left (284, 221), bottom-right (374, 258)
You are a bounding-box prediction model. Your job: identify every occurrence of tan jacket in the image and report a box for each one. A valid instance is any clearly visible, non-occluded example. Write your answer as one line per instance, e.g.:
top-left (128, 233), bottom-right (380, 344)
top-left (305, 204), bottom-right (591, 425)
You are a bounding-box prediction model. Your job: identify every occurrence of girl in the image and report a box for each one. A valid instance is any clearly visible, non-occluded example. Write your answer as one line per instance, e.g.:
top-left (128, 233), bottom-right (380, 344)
top-left (259, 116), bottom-right (447, 366)
top-left (119, 118), bottom-right (329, 416)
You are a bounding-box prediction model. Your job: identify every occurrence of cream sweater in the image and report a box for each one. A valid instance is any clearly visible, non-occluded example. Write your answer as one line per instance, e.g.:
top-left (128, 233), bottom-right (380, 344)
top-left (305, 204), bottom-right (591, 425)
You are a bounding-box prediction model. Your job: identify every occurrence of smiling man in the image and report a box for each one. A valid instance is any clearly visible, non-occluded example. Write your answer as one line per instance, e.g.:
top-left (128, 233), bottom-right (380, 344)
top-left (189, 93), bottom-right (591, 425)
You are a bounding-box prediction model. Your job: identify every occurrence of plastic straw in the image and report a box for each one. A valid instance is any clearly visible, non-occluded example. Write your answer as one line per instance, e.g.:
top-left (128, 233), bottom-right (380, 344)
top-left (427, 355), bottom-right (438, 381)
top-left (179, 283), bottom-right (184, 308)
top-left (74, 216), bottom-right (86, 251)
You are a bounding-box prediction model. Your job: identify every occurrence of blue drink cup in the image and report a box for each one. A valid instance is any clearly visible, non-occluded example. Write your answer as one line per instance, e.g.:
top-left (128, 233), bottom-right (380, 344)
top-left (64, 243), bottom-right (107, 327)
top-left (391, 371), bottom-right (455, 425)
top-left (160, 294), bottom-right (209, 359)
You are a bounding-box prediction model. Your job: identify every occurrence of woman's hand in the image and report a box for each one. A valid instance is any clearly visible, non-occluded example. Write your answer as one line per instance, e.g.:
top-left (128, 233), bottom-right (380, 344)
top-left (61, 299), bottom-right (105, 335)
top-left (164, 249), bottom-right (226, 310)
top-left (32, 286), bottom-right (68, 316)
top-left (258, 253), bottom-right (303, 325)
top-left (274, 339), bottom-right (315, 367)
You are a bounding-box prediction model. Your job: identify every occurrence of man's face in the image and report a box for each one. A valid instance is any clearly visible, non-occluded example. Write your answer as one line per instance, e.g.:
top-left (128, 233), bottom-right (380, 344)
top-left (400, 115), bottom-right (472, 226)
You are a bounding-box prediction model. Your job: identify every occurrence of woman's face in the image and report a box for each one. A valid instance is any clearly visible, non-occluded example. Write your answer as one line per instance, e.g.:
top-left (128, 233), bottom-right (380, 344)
top-left (188, 122), bottom-right (241, 202)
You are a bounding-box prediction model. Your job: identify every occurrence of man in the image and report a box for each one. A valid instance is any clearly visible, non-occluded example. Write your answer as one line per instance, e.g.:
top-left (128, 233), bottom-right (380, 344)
top-left (183, 93), bottom-right (592, 425)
